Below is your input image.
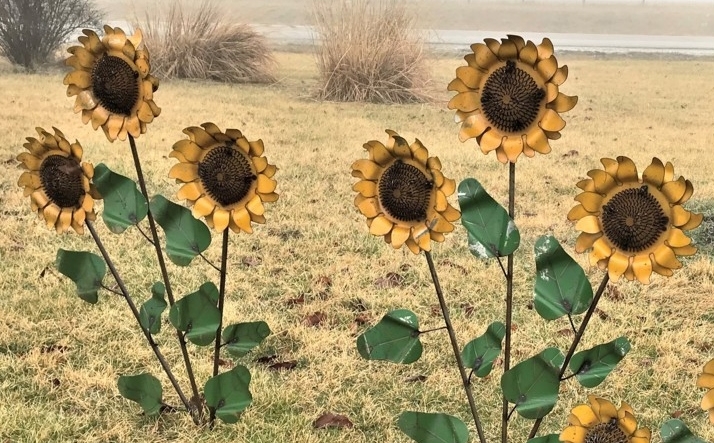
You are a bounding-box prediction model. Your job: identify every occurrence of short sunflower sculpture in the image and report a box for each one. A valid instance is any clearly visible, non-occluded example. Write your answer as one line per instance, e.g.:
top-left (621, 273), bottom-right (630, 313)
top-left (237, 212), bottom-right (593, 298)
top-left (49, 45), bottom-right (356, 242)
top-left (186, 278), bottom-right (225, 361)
top-left (169, 122), bottom-right (279, 233)
top-left (560, 396), bottom-right (651, 443)
top-left (351, 129), bottom-right (460, 253)
top-left (17, 127), bottom-right (99, 234)
top-left (448, 35), bottom-right (577, 163)
top-left (64, 26), bottom-right (160, 141)
top-left (568, 156), bottom-right (702, 283)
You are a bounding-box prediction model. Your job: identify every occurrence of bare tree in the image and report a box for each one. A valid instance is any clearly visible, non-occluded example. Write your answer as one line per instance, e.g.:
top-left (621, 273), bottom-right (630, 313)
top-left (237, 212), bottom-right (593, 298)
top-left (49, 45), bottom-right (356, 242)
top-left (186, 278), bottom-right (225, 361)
top-left (0, 0), bottom-right (103, 70)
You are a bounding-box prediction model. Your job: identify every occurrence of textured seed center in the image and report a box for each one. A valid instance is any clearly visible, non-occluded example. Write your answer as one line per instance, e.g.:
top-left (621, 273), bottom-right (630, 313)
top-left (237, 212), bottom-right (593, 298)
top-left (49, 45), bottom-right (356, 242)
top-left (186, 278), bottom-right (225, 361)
top-left (40, 155), bottom-right (84, 208)
top-left (198, 145), bottom-right (256, 207)
top-left (481, 60), bottom-right (545, 133)
top-left (601, 185), bottom-right (669, 252)
top-left (91, 54), bottom-right (139, 115)
top-left (378, 160), bottom-right (432, 222)
top-left (584, 421), bottom-right (629, 443)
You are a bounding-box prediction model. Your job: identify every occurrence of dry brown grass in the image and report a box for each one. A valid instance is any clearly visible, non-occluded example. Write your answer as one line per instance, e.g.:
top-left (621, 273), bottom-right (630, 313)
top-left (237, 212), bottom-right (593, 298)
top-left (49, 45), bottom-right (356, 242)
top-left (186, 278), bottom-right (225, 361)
top-left (135, 0), bottom-right (276, 83)
top-left (0, 52), bottom-right (713, 442)
top-left (312, 0), bottom-right (429, 103)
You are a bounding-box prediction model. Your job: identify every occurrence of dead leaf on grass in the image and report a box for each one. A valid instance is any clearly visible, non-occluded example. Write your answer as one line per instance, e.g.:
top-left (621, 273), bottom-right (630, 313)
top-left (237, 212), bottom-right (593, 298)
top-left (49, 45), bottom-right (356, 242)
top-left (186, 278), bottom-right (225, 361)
top-left (313, 412), bottom-right (353, 429)
top-left (268, 360), bottom-right (297, 371)
top-left (305, 312), bottom-right (326, 327)
top-left (404, 375), bottom-right (427, 383)
top-left (242, 256), bottom-right (262, 267)
top-left (374, 272), bottom-right (403, 289)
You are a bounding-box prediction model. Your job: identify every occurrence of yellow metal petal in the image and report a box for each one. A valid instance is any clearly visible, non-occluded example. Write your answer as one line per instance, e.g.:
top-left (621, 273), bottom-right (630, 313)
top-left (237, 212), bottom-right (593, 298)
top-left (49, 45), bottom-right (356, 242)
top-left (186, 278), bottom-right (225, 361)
top-left (257, 175), bottom-right (277, 194)
top-left (172, 139), bottom-right (203, 163)
top-left (705, 360), bottom-right (714, 375)
top-left (213, 208), bottom-right (230, 232)
top-left (607, 251), bottom-right (630, 282)
top-left (231, 206), bottom-right (253, 233)
top-left (479, 129), bottom-right (504, 154)
top-left (591, 238), bottom-right (613, 264)
top-left (430, 231), bottom-right (445, 242)
top-left (661, 177), bottom-right (687, 203)
top-left (31, 190), bottom-right (50, 209)
top-left (498, 39), bottom-right (518, 59)
top-left (124, 114), bottom-right (141, 138)
top-left (618, 411), bottom-right (638, 436)
top-left (390, 225), bottom-right (410, 248)
top-left (429, 213), bottom-right (454, 233)
top-left (246, 195), bottom-right (265, 216)
top-left (104, 114), bottom-right (124, 141)
top-left (702, 388), bottom-right (714, 410)
top-left (549, 92), bottom-right (578, 112)
top-left (441, 204), bottom-right (460, 222)
top-left (524, 128), bottom-right (550, 154)
top-left (681, 212), bottom-right (702, 230)
top-left (586, 169), bottom-right (616, 194)
top-left (696, 374), bottom-right (714, 389)
top-left (631, 254), bottom-right (653, 284)
top-left (353, 180), bottom-right (377, 197)
top-left (676, 180), bottom-right (693, 204)
top-left (571, 405), bottom-right (599, 427)
top-left (545, 82), bottom-right (558, 103)
top-left (507, 34), bottom-right (525, 51)
top-left (672, 244), bottom-right (697, 256)
top-left (537, 38), bottom-right (554, 59)
top-left (642, 157), bottom-right (665, 187)
top-left (519, 41), bottom-right (538, 66)
top-left (600, 158), bottom-right (618, 176)
top-left (447, 77), bottom-right (470, 93)
top-left (168, 162), bottom-right (198, 182)
top-left (357, 197), bottom-right (380, 218)
top-left (559, 425), bottom-right (587, 443)
top-left (575, 215), bottom-right (601, 234)
top-left (551, 65), bottom-right (569, 85)
top-left (471, 42), bottom-right (499, 69)
top-left (369, 215), bottom-right (393, 236)
top-left (575, 232), bottom-right (601, 253)
top-left (567, 203), bottom-right (590, 221)
top-left (192, 196), bottom-right (215, 218)
top-left (448, 91), bottom-right (480, 112)
top-left (91, 106), bottom-right (110, 130)
top-left (351, 159), bottom-right (382, 180)
top-left (249, 140), bottom-right (264, 156)
top-left (365, 140), bottom-right (393, 167)
top-left (575, 192), bottom-right (603, 212)
top-left (615, 156), bottom-right (638, 183)
top-left (459, 113), bottom-right (489, 142)
top-left (426, 157), bottom-right (442, 171)
top-left (663, 161), bottom-right (675, 182)
top-left (539, 109), bottom-right (566, 132)
top-left (63, 70), bottom-right (91, 88)
top-left (43, 204), bottom-right (61, 229)
top-left (653, 245), bottom-right (682, 270)
top-left (404, 238), bottom-right (420, 254)
top-left (435, 190), bottom-right (448, 211)
top-left (502, 136), bottom-right (524, 163)
top-left (57, 208), bottom-right (73, 233)
top-left (667, 228), bottom-right (691, 247)
top-left (484, 38), bottom-right (501, 55)
top-left (440, 177), bottom-right (456, 197)
top-left (455, 66), bottom-right (484, 89)
top-left (177, 182), bottom-right (201, 201)
top-left (184, 126), bottom-right (218, 148)
top-left (536, 55), bottom-right (558, 81)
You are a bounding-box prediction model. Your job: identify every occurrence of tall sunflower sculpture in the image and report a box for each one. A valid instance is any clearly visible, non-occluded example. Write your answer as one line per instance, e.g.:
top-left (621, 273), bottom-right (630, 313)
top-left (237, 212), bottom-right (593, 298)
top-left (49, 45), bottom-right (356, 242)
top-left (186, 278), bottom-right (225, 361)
top-left (63, 26), bottom-right (160, 142)
top-left (448, 35), bottom-right (577, 163)
top-left (568, 156), bottom-right (702, 283)
top-left (560, 396), bottom-right (651, 443)
top-left (17, 127), bottom-right (99, 235)
top-left (169, 122), bottom-right (278, 233)
top-left (351, 130), bottom-right (460, 253)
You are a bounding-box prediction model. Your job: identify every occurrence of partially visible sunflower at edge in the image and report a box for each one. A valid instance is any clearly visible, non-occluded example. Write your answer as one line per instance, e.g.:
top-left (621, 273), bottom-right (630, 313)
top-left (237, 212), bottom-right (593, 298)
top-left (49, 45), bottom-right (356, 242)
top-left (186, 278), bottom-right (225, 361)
top-left (351, 130), bottom-right (460, 254)
top-left (168, 123), bottom-right (278, 233)
top-left (64, 25), bottom-right (160, 142)
top-left (697, 358), bottom-right (714, 424)
top-left (560, 396), bottom-right (651, 443)
top-left (17, 127), bottom-right (100, 235)
top-left (568, 156), bottom-right (702, 283)
top-left (448, 34), bottom-right (577, 163)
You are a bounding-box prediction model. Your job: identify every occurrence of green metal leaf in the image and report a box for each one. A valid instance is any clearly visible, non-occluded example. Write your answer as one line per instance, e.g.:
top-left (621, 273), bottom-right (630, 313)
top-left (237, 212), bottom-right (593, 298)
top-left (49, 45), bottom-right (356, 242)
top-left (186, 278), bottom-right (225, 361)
top-left (356, 309), bottom-right (422, 364)
top-left (93, 163), bottom-right (147, 234)
top-left (222, 321), bottom-right (271, 357)
top-left (661, 419), bottom-right (709, 443)
top-left (168, 282), bottom-right (220, 346)
top-left (149, 195), bottom-right (211, 267)
top-left (458, 178), bottom-right (520, 258)
top-left (461, 321), bottom-right (506, 377)
top-left (398, 411), bottom-right (469, 443)
top-left (55, 249), bottom-right (106, 304)
top-left (533, 235), bottom-right (593, 320)
top-left (501, 347), bottom-right (563, 419)
top-left (139, 282), bottom-right (167, 334)
top-left (204, 365), bottom-right (252, 424)
top-left (527, 434), bottom-right (562, 443)
top-left (569, 337), bottom-right (631, 388)
top-left (117, 373), bottom-right (163, 415)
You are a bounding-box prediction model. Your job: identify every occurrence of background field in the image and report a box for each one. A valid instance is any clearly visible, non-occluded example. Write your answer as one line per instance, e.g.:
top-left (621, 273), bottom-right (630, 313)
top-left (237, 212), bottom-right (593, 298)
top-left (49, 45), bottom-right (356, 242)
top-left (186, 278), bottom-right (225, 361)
top-left (1, 49), bottom-right (713, 442)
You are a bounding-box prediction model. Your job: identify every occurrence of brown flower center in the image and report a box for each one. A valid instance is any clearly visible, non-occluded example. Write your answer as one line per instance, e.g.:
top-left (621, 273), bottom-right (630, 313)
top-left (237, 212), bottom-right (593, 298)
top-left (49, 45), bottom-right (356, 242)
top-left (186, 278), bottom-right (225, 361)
top-left (378, 160), bottom-right (432, 222)
top-left (584, 420), bottom-right (629, 443)
top-left (601, 185), bottom-right (669, 253)
top-left (481, 60), bottom-right (545, 133)
top-left (40, 155), bottom-right (85, 208)
top-left (198, 145), bottom-right (256, 207)
top-left (91, 54), bottom-right (140, 115)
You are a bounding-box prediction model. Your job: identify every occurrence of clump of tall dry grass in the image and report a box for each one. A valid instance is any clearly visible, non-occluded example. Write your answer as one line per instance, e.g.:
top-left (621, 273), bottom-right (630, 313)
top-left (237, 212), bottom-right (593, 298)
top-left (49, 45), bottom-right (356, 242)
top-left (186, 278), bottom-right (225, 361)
top-left (312, 0), bottom-right (430, 103)
top-left (135, 0), bottom-right (276, 83)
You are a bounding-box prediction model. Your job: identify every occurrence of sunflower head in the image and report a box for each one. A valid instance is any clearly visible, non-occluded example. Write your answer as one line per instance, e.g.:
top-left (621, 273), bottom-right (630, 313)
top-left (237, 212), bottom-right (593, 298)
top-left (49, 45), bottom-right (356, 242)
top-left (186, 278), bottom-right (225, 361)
top-left (568, 156), bottom-right (702, 284)
top-left (697, 358), bottom-right (714, 424)
top-left (448, 35), bottom-right (577, 164)
top-left (168, 122), bottom-right (278, 233)
top-left (351, 130), bottom-right (460, 254)
top-left (17, 127), bottom-right (100, 235)
top-left (63, 25), bottom-right (161, 142)
top-left (560, 396), bottom-right (651, 443)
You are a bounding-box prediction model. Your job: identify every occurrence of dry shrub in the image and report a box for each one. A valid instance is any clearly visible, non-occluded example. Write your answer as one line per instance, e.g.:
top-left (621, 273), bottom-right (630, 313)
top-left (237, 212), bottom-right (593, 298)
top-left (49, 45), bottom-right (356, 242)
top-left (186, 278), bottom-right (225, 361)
top-left (312, 0), bottom-right (430, 103)
top-left (136, 0), bottom-right (276, 83)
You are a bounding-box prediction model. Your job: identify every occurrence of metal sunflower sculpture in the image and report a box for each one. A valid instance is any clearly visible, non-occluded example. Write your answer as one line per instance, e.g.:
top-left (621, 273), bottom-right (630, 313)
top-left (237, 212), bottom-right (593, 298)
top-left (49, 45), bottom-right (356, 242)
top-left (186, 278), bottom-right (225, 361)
top-left (568, 156), bottom-right (702, 283)
top-left (351, 130), bottom-right (460, 254)
top-left (698, 358), bottom-right (714, 424)
top-left (560, 396), bottom-right (651, 443)
top-left (169, 122), bottom-right (278, 233)
top-left (63, 26), bottom-right (160, 142)
top-left (448, 35), bottom-right (577, 163)
top-left (16, 127), bottom-right (99, 235)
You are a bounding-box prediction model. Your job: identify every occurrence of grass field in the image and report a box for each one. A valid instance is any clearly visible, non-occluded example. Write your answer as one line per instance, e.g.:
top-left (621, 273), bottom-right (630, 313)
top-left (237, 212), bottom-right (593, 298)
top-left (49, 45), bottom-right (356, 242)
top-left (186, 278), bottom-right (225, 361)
top-left (1, 51), bottom-right (713, 443)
